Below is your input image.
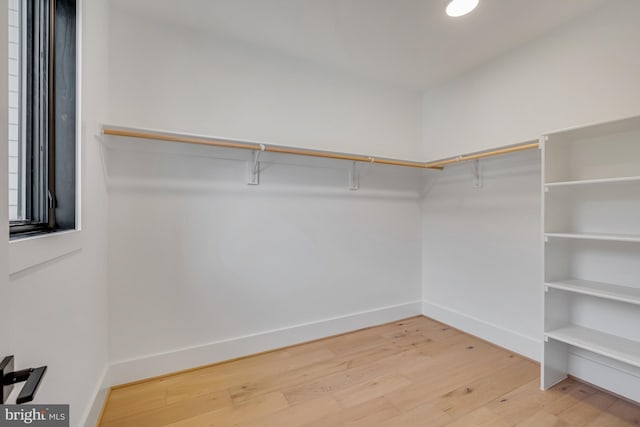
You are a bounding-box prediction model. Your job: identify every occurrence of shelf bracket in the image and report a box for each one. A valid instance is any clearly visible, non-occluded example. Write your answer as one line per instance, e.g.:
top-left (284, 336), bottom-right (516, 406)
top-left (470, 159), bottom-right (482, 189)
top-left (349, 161), bottom-right (359, 191)
top-left (247, 145), bottom-right (265, 185)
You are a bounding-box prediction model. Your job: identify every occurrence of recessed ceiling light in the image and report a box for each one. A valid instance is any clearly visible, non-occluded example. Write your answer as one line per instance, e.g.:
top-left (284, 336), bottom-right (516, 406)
top-left (446, 0), bottom-right (479, 17)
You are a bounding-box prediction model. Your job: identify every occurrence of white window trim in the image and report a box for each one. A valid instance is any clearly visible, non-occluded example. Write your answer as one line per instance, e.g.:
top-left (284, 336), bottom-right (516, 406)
top-left (9, 229), bottom-right (82, 274)
top-left (8, 0), bottom-right (84, 276)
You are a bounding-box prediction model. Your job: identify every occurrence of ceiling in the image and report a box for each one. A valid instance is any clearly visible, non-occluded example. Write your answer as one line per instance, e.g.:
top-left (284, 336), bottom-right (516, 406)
top-left (111, 0), bottom-right (610, 90)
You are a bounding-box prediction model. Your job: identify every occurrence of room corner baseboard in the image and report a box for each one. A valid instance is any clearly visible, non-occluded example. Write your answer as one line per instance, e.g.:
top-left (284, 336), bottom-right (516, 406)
top-left (102, 301), bottom-right (422, 389)
top-left (422, 301), bottom-right (541, 362)
top-left (80, 364), bottom-right (109, 427)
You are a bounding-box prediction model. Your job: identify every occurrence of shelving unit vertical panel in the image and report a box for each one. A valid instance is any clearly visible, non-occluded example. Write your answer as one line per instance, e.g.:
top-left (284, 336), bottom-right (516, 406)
top-left (542, 339), bottom-right (569, 389)
top-left (542, 138), bottom-right (572, 390)
top-left (540, 137), bottom-right (552, 389)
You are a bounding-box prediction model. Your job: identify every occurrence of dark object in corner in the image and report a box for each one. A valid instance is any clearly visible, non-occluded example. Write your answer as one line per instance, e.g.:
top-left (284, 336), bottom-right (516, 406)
top-left (1, 356), bottom-right (47, 404)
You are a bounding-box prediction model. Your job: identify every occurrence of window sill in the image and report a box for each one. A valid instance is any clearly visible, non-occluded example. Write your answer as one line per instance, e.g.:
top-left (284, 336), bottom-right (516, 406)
top-left (9, 229), bottom-right (82, 275)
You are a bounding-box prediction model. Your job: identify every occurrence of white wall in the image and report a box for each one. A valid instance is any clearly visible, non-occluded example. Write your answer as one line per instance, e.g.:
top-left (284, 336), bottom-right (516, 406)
top-left (105, 140), bottom-right (424, 381)
top-left (1, 1), bottom-right (110, 425)
top-left (105, 7), bottom-right (425, 383)
top-left (422, 0), bottom-right (640, 160)
top-left (108, 8), bottom-right (423, 160)
top-left (421, 150), bottom-right (542, 360)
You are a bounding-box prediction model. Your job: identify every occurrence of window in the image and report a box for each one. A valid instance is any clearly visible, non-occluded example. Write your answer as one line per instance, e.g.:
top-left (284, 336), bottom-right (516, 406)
top-left (8, 0), bottom-right (76, 238)
top-left (8, 0), bottom-right (22, 222)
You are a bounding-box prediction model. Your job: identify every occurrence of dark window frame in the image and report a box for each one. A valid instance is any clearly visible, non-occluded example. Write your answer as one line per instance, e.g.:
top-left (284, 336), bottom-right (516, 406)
top-left (10, 0), bottom-right (76, 238)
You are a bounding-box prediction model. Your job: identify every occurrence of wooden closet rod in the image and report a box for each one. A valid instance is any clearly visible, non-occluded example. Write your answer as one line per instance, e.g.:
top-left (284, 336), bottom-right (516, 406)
top-left (101, 126), bottom-right (538, 170)
top-left (424, 142), bottom-right (540, 168)
top-left (101, 127), bottom-right (443, 170)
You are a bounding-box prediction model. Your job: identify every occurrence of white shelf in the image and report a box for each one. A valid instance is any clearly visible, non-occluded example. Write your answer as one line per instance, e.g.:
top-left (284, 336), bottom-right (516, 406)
top-left (545, 232), bottom-right (640, 243)
top-left (545, 175), bottom-right (640, 188)
top-left (546, 279), bottom-right (640, 305)
top-left (546, 325), bottom-right (640, 368)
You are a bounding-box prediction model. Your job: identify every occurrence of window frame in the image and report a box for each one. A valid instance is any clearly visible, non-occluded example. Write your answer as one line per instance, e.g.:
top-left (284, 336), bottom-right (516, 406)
top-left (9, 0), bottom-right (77, 239)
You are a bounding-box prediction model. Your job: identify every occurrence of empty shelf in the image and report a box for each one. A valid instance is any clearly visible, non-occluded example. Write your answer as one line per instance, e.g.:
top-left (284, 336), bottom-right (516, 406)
top-left (546, 279), bottom-right (640, 305)
top-left (545, 232), bottom-right (640, 243)
top-left (545, 175), bottom-right (640, 188)
top-left (546, 325), bottom-right (640, 368)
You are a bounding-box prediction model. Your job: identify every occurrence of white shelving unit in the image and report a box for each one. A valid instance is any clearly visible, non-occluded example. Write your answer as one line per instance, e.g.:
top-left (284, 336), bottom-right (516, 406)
top-left (541, 116), bottom-right (640, 403)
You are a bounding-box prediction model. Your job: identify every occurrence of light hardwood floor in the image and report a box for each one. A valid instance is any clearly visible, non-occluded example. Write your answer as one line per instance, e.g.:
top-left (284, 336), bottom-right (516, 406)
top-left (99, 316), bottom-right (640, 426)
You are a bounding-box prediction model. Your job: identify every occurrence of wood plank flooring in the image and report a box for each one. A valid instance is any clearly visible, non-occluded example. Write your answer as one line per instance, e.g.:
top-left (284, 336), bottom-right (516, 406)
top-left (99, 316), bottom-right (640, 426)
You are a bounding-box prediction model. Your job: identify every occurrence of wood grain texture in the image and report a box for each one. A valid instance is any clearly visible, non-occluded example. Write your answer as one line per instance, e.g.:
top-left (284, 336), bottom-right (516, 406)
top-left (99, 316), bottom-right (640, 426)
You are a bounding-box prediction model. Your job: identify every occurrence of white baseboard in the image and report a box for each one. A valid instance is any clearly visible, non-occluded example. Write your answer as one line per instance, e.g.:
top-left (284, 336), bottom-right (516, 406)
top-left (568, 349), bottom-right (640, 403)
top-left (80, 365), bottom-right (109, 427)
top-left (422, 301), bottom-right (541, 362)
top-left (102, 301), bottom-right (421, 388)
